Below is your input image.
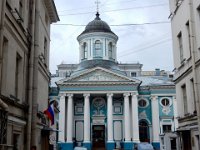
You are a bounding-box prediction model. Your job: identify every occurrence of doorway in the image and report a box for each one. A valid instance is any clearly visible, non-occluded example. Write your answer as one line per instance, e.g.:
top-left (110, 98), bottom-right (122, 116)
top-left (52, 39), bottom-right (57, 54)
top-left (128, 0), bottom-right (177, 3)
top-left (92, 125), bottom-right (105, 149)
top-left (139, 120), bottom-right (149, 142)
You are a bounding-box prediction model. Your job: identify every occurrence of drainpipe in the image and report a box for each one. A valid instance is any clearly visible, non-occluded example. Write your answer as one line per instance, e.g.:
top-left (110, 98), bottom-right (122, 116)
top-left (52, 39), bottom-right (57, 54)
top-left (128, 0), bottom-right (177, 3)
top-left (0, 0), bottom-right (6, 92)
top-left (27, 0), bottom-right (36, 149)
top-left (31, 0), bottom-right (39, 147)
top-left (188, 0), bottom-right (200, 139)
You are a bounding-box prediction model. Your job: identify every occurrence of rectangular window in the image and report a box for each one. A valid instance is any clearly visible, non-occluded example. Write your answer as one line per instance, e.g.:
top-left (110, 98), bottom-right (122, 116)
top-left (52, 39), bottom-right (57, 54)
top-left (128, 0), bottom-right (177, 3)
top-left (181, 84), bottom-right (188, 114)
top-left (177, 32), bottom-right (184, 63)
top-left (94, 41), bottom-right (102, 58)
top-left (186, 21), bottom-right (191, 57)
top-left (163, 125), bottom-right (172, 133)
top-left (13, 133), bottom-right (20, 150)
top-left (1, 37), bottom-right (8, 91)
top-left (131, 72), bottom-right (137, 77)
top-left (19, 0), bottom-right (23, 17)
top-left (44, 37), bottom-right (47, 64)
top-left (15, 53), bottom-right (22, 98)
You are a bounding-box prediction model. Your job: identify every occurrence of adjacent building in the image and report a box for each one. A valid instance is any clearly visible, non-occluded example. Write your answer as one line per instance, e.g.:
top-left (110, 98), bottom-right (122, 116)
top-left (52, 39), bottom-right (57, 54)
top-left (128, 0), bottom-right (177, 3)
top-left (55, 12), bottom-right (177, 150)
top-left (0, 0), bottom-right (59, 150)
top-left (169, 0), bottom-right (200, 149)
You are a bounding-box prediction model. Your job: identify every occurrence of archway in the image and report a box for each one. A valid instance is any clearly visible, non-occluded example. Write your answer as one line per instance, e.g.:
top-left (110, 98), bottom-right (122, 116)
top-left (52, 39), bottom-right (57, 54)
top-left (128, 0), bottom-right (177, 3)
top-left (139, 120), bottom-right (150, 142)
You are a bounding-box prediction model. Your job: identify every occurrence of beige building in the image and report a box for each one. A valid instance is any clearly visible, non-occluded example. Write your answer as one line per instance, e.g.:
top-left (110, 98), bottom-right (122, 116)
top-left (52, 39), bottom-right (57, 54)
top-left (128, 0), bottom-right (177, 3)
top-left (0, 0), bottom-right (59, 150)
top-left (169, 0), bottom-right (200, 149)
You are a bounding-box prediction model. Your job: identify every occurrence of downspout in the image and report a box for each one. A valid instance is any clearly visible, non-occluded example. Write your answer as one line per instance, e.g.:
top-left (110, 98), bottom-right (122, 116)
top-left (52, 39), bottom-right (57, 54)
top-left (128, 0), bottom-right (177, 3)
top-left (188, 0), bottom-right (200, 137)
top-left (31, 0), bottom-right (39, 147)
top-left (27, 0), bottom-right (36, 149)
top-left (0, 0), bottom-right (6, 92)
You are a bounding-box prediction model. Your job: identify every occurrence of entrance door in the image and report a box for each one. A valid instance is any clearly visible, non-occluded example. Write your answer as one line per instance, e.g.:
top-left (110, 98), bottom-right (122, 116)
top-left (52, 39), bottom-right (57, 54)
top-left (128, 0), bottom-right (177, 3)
top-left (139, 120), bottom-right (149, 142)
top-left (92, 125), bottom-right (105, 149)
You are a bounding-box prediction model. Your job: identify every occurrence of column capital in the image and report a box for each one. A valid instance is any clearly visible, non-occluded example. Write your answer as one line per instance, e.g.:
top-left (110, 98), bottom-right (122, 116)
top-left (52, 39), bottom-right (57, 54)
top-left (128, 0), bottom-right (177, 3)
top-left (67, 93), bottom-right (73, 98)
top-left (107, 93), bottom-right (113, 97)
top-left (59, 93), bottom-right (66, 97)
top-left (123, 93), bottom-right (130, 97)
top-left (130, 92), bottom-right (138, 96)
top-left (150, 95), bottom-right (158, 100)
top-left (83, 93), bottom-right (90, 98)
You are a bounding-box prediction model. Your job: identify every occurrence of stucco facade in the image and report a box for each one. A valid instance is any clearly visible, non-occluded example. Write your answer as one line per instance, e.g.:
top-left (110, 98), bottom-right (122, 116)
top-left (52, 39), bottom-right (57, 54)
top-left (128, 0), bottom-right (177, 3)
top-left (52, 13), bottom-right (177, 150)
top-left (169, 0), bottom-right (200, 149)
top-left (0, 0), bottom-right (59, 150)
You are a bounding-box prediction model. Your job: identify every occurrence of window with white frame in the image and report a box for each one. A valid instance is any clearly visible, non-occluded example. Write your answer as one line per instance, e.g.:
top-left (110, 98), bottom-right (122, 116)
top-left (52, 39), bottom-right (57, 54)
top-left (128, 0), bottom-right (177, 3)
top-left (131, 72), bottom-right (137, 77)
top-left (138, 99), bottom-right (148, 108)
top-left (108, 42), bottom-right (113, 59)
top-left (83, 42), bottom-right (88, 59)
top-left (161, 98), bottom-right (170, 107)
top-left (94, 40), bottom-right (102, 57)
top-left (163, 125), bottom-right (172, 133)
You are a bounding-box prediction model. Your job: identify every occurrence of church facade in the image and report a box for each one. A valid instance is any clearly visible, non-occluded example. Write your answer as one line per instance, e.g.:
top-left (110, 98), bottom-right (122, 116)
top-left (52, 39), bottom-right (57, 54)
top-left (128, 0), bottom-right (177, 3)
top-left (56, 13), bottom-right (177, 150)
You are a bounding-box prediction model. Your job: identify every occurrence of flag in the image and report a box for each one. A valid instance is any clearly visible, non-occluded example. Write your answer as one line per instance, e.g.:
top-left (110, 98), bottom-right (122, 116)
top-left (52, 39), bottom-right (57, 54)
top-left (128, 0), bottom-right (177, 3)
top-left (44, 104), bottom-right (54, 125)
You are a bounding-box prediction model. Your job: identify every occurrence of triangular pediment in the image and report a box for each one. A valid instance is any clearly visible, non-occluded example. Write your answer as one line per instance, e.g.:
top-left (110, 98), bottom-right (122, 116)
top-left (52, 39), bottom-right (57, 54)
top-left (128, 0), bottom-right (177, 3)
top-left (57, 67), bottom-right (140, 84)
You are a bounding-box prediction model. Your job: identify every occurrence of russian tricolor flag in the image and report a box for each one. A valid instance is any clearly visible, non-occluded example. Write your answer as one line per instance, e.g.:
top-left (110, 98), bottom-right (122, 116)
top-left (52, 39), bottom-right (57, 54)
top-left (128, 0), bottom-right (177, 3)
top-left (44, 104), bottom-right (54, 125)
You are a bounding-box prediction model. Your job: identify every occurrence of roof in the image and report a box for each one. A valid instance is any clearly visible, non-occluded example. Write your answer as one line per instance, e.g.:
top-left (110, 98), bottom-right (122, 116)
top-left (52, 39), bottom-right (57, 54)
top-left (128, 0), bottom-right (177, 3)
top-left (78, 12), bottom-right (117, 36)
top-left (135, 76), bottom-right (174, 86)
top-left (44, 0), bottom-right (60, 23)
top-left (50, 77), bottom-right (64, 87)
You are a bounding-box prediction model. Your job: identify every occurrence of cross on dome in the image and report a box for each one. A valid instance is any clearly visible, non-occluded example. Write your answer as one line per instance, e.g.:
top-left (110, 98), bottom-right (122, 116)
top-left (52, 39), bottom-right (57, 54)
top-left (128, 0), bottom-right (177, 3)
top-left (95, 0), bottom-right (100, 13)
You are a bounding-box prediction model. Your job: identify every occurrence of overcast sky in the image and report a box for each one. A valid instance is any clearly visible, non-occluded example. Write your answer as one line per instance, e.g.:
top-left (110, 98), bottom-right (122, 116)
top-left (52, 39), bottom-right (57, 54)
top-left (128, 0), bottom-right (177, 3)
top-left (50, 0), bottom-right (174, 74)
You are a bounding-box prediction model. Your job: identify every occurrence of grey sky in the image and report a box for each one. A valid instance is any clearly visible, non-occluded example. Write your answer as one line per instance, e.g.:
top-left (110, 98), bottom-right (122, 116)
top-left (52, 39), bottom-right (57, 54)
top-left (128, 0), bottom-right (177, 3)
top-left (50, 0), bottom-right (173, 74)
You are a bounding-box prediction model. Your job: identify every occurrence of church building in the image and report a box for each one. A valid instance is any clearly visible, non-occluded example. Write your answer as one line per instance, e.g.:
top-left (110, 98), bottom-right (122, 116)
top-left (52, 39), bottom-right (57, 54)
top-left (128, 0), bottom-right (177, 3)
top-left (56, 12), bottom-right (177, 150)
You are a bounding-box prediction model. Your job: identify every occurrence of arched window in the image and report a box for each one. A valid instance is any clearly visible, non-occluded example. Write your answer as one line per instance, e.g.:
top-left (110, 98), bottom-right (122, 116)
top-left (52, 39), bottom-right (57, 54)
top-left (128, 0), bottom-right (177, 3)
top-left (83, 42), bottom-right (87, 59)
top-left (108, 42), bottom-right (112, 59)
top-left (94, 40), bottom-right (102, 57)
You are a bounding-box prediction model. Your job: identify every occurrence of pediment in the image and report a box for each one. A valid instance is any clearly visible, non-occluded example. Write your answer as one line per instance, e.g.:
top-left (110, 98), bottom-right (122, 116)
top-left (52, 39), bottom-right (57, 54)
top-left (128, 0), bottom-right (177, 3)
top-left (57, 67), bottom-right (140, 84)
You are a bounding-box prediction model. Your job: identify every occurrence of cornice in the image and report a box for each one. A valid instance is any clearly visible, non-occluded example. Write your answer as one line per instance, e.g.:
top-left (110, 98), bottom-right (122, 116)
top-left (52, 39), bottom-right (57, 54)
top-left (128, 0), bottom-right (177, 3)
top-left (44, 0), bottom-right (59, 23)
top-left (59, 81), bottom-right (139, 86)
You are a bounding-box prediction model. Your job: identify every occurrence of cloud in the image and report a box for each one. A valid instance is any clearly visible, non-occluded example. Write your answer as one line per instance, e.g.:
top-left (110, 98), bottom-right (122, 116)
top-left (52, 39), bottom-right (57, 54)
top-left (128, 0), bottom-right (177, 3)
top-left (50, 0), bottom-right (173, 73)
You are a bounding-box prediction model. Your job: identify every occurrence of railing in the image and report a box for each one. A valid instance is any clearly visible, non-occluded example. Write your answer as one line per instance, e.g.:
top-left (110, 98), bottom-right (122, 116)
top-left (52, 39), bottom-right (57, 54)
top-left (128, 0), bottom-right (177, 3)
top-left (0, 144), bottom-right (14, 150)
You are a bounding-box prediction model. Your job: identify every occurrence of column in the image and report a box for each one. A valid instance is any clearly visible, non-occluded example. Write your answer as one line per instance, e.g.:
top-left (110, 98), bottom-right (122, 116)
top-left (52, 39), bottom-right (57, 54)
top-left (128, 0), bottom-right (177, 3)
top-left (59, 94), bottom-right (66, 142)
top-left (66, 94), bottom-right (73, 143)
top-left (83, 93), bottom-right (91, 149)
top-left (151, 95), bottom-right (160, 149)
top-left (106, 93), bottom-right (115, 150)
top-left (124, 93), bottom-right (133, 149)
top-left (124, 93), bottom-right (131, 141)
top-left (131, 93), bottom-right (140, 143)
top-left (107, 93), bottom-right (114, 141)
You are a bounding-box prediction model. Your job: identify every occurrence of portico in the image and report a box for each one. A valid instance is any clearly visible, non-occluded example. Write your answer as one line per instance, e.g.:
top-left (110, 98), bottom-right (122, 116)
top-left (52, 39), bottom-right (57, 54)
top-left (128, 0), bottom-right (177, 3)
top-left (58, 90), bottom-right (140, 150)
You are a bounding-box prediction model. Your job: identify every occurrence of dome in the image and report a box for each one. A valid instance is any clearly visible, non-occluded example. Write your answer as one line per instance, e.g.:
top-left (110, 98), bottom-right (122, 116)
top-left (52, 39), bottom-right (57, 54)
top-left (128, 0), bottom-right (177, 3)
top-left (79, 12), bottom-right (116, 35)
